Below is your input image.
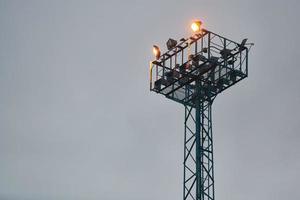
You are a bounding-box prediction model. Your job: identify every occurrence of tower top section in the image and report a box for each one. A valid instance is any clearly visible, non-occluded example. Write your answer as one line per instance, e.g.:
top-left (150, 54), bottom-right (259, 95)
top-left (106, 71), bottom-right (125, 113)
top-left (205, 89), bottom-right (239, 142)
top-left (150, 21), bottom-right (253, 107)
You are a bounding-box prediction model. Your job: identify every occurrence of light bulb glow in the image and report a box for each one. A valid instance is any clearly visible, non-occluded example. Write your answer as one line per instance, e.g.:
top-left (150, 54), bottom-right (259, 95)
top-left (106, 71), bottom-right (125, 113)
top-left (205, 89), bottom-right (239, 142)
top-left (191, 21), bottom-right (202, 32)
top-left (153, 45), bottom-right (161, 59)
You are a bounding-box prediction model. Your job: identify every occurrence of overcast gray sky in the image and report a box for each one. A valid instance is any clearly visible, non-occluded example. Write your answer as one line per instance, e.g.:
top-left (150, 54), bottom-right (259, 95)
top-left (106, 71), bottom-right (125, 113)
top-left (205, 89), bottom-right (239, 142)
top-left (0, 0), bottom-right (300, 200)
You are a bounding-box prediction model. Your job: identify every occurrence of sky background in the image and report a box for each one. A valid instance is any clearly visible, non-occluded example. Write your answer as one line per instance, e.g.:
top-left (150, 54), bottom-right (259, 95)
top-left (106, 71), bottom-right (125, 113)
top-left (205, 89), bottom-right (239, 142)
top-left (0, 0), bottom-right (300, 200)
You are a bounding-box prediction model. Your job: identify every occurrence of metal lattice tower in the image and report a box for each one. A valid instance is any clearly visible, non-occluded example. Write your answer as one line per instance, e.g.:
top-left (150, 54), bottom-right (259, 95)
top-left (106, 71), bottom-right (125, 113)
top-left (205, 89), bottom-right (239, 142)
top-left (149, 27), bottom-right (253, 200)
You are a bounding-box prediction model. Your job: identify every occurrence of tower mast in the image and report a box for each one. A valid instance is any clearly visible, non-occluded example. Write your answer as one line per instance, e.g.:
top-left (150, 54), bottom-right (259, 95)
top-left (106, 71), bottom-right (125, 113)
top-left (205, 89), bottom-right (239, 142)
top-left (150, 22), bottom-right (253, 200)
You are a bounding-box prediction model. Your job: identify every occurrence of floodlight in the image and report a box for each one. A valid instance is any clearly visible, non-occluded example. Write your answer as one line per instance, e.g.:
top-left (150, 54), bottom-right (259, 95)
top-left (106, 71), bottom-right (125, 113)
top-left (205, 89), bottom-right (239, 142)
top-left (153, 45), bottom-right (161, 60)
top-left (191, 20), bottom-right (202, 32)
top-left (166, 38), bottom-right (177, 50)
top-left (220, 49), bottom-right (232, 58)
top-left (240, 38), bottom-right (248, 47)
top-left (238, 38), bottom-right (248, 51)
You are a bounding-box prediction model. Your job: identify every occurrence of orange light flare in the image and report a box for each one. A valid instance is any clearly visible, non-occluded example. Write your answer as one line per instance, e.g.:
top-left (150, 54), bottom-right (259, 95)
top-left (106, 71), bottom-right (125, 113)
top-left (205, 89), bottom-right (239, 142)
top-left (152, 45), bottom-right (161, 60)
top-left (191, 20), bottom-right (203, 33)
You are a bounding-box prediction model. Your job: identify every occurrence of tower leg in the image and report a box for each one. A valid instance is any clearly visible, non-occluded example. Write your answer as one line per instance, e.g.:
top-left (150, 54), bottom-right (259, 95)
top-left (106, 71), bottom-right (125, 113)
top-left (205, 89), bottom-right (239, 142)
top-left (183, 101), bottom-right (214, 200)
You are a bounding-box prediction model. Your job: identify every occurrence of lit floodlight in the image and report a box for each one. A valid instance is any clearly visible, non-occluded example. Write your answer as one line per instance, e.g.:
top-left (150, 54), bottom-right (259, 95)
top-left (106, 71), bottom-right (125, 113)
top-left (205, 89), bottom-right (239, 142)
top-left (166, 38), bottom-right (177, 50)
top-left (153, 45), bottom-right (161, 60)
top-left (191, 20), bottom-right (202, 32)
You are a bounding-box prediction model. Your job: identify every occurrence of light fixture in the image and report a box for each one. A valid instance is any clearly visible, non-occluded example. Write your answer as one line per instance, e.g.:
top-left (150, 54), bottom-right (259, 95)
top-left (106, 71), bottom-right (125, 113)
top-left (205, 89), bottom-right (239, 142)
top-left (166, 38), bottom-right (177, 50)
top-left (191, 20), bottom-right (202, 32)
top-left (153, 45), bottom-right (161, 60)
top-left (240, 38), bottom-right (248, 47)
top-left (238, 38), bottom-right (248, 51)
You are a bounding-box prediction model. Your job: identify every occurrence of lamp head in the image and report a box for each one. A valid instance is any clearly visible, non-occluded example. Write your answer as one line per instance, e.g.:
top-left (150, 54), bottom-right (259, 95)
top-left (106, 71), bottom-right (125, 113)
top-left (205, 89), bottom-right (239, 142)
top-left (191, 20), bottom-right (202, 32)
top-left (153, 45), bottom-right (161, 60)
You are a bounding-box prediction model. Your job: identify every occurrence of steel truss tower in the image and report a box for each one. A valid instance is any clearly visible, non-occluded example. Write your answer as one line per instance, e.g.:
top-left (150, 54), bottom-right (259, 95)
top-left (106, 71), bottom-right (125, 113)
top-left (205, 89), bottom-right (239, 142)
top-left (150, 28), bottom-right (252, 200)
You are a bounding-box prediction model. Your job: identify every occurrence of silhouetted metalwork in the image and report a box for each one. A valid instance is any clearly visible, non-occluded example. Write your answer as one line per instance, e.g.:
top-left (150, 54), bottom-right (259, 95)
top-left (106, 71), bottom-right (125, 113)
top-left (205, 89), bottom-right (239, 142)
top-left (150, 28), bottom-right (252, 200)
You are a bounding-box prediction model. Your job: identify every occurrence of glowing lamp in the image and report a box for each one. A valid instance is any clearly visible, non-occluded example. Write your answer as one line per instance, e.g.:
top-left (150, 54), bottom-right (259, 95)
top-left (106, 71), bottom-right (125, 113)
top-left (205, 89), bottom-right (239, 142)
top-left (153, 45), bottom-right (161, 60)
top-left (191, 20), bottom-right (202, 32)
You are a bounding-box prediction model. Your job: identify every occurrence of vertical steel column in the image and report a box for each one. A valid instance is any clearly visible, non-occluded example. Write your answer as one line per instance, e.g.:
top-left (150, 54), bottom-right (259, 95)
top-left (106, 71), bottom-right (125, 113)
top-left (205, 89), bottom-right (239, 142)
top-left (195, 99), bottom-right (202, 200)
top-left (195, 81), bottom-right (202, 200)
top-left (183, 98), bottom-right (214, 200)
